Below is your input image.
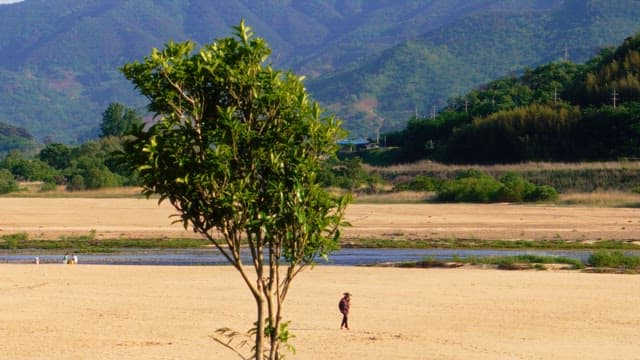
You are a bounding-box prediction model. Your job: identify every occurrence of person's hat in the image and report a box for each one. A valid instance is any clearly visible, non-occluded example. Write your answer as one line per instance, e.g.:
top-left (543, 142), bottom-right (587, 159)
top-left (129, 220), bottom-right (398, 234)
top-left (343, 292), bottom-right (351, 296)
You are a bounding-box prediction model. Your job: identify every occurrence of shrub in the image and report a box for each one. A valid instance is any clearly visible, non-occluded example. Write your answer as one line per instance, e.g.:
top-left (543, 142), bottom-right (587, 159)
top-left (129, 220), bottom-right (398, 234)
top-left (526, 185), bottom-right (558, 201)
top-left (67, 175), bottom-right (86, 191)
top-left (437, 171), bottom-right (503, 202)
top-left (393, 175), bottom-right (440, 192)
top-left (39, 181), bottom-right (57, 192)
top-left (0, 168), bottom-right (18, 194)
top-left (436, 169), bottom-right (559, 203)
top-left (495, 172), bottom-right (535, 202)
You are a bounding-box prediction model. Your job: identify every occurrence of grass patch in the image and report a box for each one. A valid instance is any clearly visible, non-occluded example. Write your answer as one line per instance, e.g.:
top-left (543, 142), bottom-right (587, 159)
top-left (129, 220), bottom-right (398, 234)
top-left (1, 232), bottom-right (29, 250)
top-left (558, 191), bottom-right (640, 207)
top-left (587, 251), bottom-right (640, 271)
top-left (0, 232), bottom-right (211, 253)
top-left (396, 254), bottom-right (585, 270)
top-left (394, 252), bottom-right (640, 273)
top-left (343, 237), bottom-right (640, 250)
top-left (464, 254), bottom-right (585, 270)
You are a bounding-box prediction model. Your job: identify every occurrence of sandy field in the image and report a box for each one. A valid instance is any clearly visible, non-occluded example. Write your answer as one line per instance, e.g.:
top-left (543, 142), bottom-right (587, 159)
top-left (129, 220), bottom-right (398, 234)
top-left (1, 264), bottom-right (639, 360)
top-left (1, 198), bottom-right (640, 359)
top-left (1, 197), bottom-right (640, 241)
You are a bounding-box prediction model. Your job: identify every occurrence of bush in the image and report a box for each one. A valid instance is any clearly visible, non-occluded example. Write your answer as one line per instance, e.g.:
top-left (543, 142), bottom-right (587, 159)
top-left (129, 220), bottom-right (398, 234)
top-left (67, 175), bottom-right (86, 191)
top-left (393, 175), bottom-right (440, 192)
top-left (526, 185), bottom-right (558, 201)
top-left (319, 157), bottom-right (384, 192)
top-left (437, 174), bottom-right (503, 202)
top-left (0, 168), bottom-right (18, 194)
top-left (39, 181), bottom-right (57, 192)
top-left (495, 172), bottom-right (535, 202)
top-left (436, 169), bottom-right (559, 203)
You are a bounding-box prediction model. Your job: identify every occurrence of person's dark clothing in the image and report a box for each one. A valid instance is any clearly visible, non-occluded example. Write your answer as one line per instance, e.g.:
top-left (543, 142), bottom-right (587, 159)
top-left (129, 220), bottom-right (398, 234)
top-left (339, 295), bottom-right (350, 329)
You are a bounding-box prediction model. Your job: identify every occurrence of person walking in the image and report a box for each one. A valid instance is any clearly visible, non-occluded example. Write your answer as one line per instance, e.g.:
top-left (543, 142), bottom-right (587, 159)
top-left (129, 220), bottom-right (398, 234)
top-left (338, 292), bottom-right (351, 330)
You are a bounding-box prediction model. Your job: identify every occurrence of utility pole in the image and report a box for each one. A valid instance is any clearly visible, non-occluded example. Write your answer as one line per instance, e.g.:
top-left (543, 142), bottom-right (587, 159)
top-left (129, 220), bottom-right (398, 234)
top-left (431, 105), bottom-right (436, 119)
top-left (612, 88), bottom-right (618, 109)
top-left (564, 46), bottom-right (569, 62)
top-left (554, 87), bottom-right (558, 106)
top-left (464, 99), bottom-right (469, 113)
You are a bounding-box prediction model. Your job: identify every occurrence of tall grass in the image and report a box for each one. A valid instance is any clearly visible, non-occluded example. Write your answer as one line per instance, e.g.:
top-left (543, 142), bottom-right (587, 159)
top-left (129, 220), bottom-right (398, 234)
top-left (559, 191), bottom-right (640, 207)
top-left (368, 161), bottom-right (640, 193)
top-left (588, 251), bottom-right (640, 269)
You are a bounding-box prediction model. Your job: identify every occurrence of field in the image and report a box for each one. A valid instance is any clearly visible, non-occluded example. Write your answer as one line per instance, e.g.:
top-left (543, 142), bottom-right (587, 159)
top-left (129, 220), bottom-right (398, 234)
top-left (1, 197), bottom-right (640, 359)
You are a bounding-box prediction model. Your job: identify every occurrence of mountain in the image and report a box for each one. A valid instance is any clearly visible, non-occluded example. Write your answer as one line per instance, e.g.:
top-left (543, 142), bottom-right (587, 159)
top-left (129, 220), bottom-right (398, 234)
top-left (309, 0), bottom-right (640, 136)
top-left (0, 0), bottom-right (639, 142)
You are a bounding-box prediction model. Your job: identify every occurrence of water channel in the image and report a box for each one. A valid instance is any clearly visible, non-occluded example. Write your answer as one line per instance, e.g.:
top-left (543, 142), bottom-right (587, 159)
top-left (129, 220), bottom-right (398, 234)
top-left (0, 248), bottom-right (628, 266)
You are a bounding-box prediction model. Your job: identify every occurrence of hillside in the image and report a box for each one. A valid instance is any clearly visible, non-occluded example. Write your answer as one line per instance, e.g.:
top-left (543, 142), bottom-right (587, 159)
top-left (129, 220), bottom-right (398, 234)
top-left (310, 0), bottom-right (640, 136)
top-left (0, 120), bottom-right (38, 154)
top-left (383, 31), bottom-right (640, 165)
top-left (0, 0), bottom-right (639, 142)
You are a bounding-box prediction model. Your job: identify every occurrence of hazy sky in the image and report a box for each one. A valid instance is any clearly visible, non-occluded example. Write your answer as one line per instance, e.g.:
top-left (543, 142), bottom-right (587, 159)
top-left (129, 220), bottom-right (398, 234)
top-left (0, 0), bottom-right (23, 4)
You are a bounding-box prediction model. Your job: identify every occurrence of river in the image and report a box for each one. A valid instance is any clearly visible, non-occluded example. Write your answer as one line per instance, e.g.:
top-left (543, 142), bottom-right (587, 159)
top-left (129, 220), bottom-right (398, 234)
top-left (0, 248), bottom-right (622, 266)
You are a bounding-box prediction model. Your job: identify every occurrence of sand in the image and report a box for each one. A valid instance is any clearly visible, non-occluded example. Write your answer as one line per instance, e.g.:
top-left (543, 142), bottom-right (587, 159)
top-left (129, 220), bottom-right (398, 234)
top-left (1, 264), bottom-right (639, 359)
top-left (1, 198), bottom-right (640, 359)
top-left (1, 198), bottom-right (640, 241)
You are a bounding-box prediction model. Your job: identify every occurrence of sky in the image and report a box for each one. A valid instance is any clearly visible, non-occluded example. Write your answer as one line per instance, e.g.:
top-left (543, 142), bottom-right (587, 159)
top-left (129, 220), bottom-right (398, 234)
top-left (0, 0), bottom-right (24, 4)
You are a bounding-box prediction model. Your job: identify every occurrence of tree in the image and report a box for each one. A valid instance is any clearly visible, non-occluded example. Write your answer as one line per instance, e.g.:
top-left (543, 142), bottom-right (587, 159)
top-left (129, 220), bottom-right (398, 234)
top-left (120, 21), bottom-right (349, 359)
top-left (0, 168), bottom-right (18, 194)
top-left (39, 143), bottom-right (71, 170)
top-left (100, 102), bottom-right (142, 137)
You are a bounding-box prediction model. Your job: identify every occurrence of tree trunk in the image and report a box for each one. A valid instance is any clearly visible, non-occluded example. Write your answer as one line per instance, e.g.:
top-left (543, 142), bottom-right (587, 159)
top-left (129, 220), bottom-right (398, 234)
top-left (255, 294), bottom-right (265, 360)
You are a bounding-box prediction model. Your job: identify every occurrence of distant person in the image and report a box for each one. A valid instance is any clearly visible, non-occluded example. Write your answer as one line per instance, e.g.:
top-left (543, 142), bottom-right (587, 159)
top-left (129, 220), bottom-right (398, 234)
top-left (63, 253), bottom-right (69, 264)
top-left (338, 292), bottom-right (351, 330)
top-left (72, 253), bottom-right (78, 264)
top-left (35, 256), bottom-right (39, 265)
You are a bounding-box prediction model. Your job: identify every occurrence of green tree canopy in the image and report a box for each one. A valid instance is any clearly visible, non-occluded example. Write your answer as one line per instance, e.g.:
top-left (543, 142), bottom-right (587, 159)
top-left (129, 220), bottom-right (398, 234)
top-left (120, 21), bottom-right (349, 360)
top-left (100, 102), bottom-right (142, 138)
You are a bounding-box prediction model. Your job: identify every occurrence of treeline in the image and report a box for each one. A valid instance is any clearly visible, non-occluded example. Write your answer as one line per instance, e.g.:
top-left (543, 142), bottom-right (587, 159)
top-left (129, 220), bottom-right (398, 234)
top-left (0, 121), bottom-right (39, 155)
top-left (0, 103), bottom-right (140, 194)
top-left (386, 32), bottom-right (640, 164)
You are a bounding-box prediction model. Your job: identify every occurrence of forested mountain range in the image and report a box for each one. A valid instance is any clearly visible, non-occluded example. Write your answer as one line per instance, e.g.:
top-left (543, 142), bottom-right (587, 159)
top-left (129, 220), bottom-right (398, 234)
top-left (0, 0), bottom-right (639, 143)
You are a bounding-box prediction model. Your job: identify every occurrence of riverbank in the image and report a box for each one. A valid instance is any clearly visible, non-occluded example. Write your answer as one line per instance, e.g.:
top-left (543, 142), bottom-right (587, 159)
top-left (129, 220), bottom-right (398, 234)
top-left (1, 264), bottom-right (638, 359)
top-left (2, 198), bottom-right (640, 242)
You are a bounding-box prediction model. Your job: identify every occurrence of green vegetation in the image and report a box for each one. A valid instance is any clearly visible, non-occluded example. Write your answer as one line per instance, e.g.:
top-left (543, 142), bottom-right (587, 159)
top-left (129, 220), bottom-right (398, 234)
top-left (388, 169), bottom-right (558, 203)
top-left (461, 255), bottom-right (585, 270)
top-left (318, 157), bottom-right (384, 193)
top-left (120, 22), bottom-right (348, 360)
top-left (386, 32), bottom-right (640, 164)
top-left (0, 103), bottom-right (141, 192)
top-left (2, 1), bottom-right (640, 141)
top-left (344, 238), bottom-right (640, 250)
top-left (374, 161), bottom-right (640, 195)
top-left (397, 252), bottom-right (640, 273)
top-left (0, 232), bottom-right (209, 252)
top-left (587, 250), bottom-right (640, 270)
top-left (0, 168), bottom-right (18, 194)
top-left (0, 121), bottom-right (39, 155)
